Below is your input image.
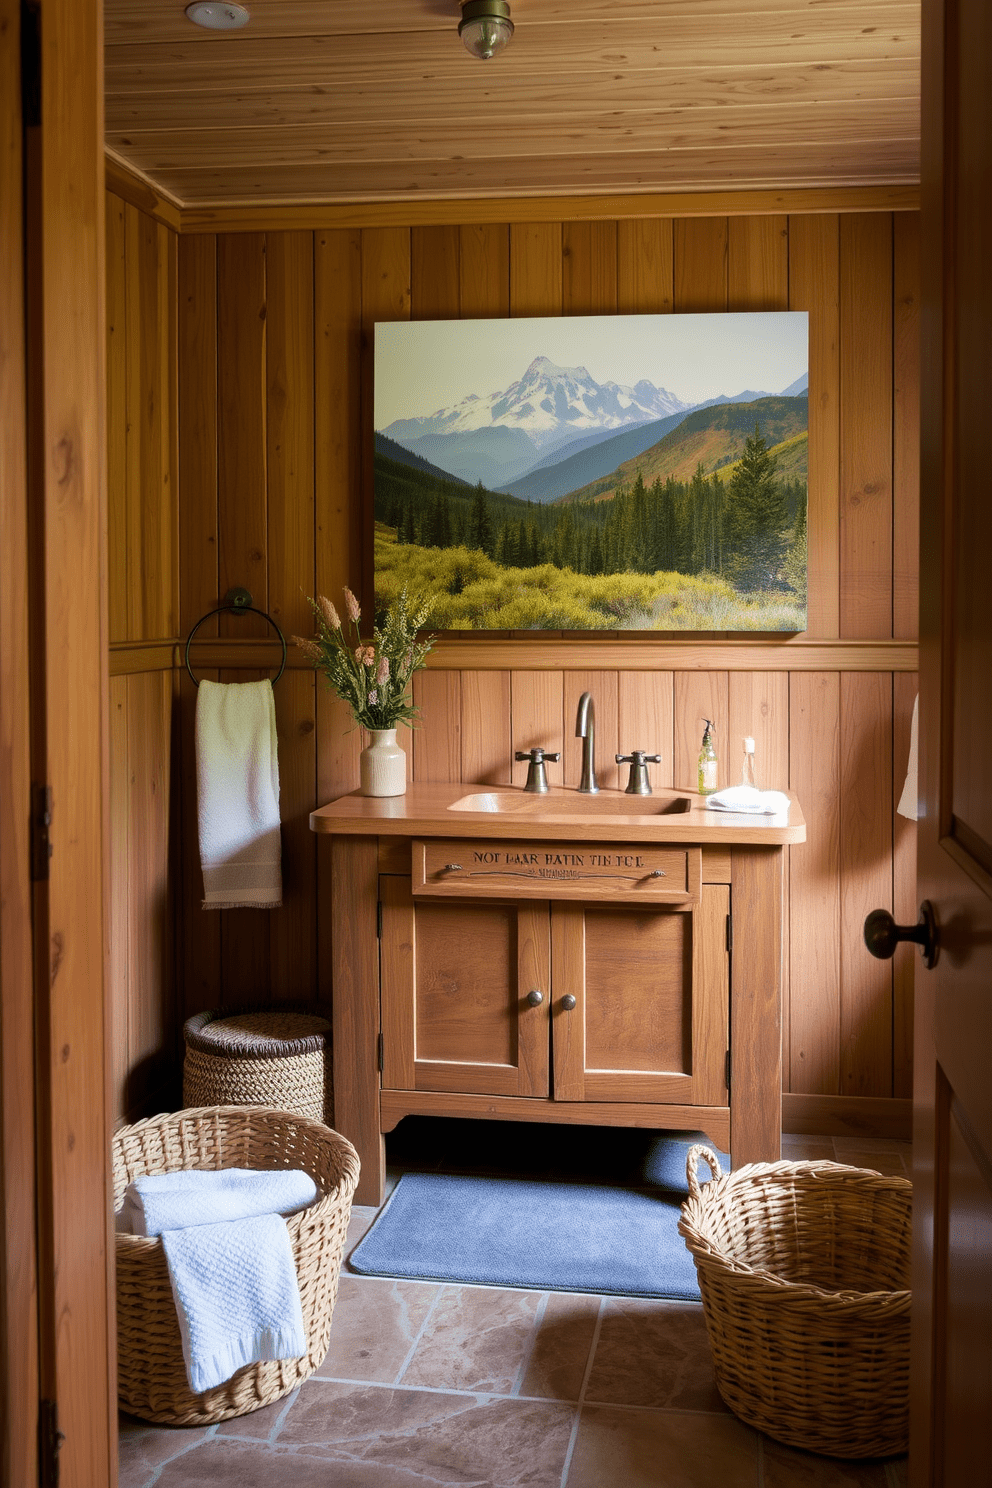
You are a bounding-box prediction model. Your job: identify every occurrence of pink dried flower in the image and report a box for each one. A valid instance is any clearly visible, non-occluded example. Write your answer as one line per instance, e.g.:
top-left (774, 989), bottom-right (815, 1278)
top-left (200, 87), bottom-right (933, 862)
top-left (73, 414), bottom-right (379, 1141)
top-left (355, 644), bottom-right (375, 666)
top-left (292, 636), bottom-right (323, 664)
top-left (318, 595), bottom-right (340, 630)
top-left (343, 587), bottom-right (361, 623)
top-left (376, 656), bottom-right (390, 686)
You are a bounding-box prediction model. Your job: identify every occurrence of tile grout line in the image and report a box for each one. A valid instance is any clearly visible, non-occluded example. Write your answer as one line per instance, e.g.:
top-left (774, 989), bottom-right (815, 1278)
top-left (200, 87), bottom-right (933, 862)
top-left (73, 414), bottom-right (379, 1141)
top-left (391, 1282), bottom-right (447, 1386)
top-left (558, 1296), bottom-right (607, 1488)
top-left (510, 1290), bottom-right (551, 1398)
top-left (141, 1423), bottom-right (220, 1487)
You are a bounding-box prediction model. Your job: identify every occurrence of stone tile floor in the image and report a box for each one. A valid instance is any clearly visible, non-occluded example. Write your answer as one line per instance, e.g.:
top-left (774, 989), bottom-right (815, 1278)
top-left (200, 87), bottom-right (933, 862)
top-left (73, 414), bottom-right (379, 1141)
top-left (119, 1127), bottom-right (912, 1488)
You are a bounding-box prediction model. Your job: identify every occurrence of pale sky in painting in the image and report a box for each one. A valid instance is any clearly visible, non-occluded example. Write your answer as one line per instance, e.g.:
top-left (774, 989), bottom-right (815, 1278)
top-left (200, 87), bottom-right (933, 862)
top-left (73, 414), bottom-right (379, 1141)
top-left (374, 312), bottom-right (808, 427)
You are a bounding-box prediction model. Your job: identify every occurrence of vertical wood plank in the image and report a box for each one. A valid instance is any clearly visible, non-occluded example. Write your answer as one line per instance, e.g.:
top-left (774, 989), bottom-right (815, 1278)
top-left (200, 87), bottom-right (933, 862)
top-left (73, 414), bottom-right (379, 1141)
top-left (459, 223), bottom-right (510, 318)
top-left (105, 194), bottom-right (127, 644)
top-left (127, 671), bottom-right (174, 1108)
top-left (412, 225), bottom-right (460, 319)
top-left (266, 231), bottom-right (315, 644)
top-left (790, 215), bottom-right (840, 639)
top-left (789, 672), bottom-right (841, 1094)
top-left (314, 228), bottom-right (362, 612)
top-left (893, 212), bottom-right (920, 642)
top-left (460, 670), bottom-right (511, 785)
top-left (125, 208), bottom-right (172, 642)
top-left (361, 227), bottom-right (411, 606)
top-left (217, 233), bottom-right (268, 632)
top-left (617, 219), bottom-right (674, 314)
top-left (108, 677), bottom-right (129, 1124)
top-left (509, 223), bottom-right (563, 317)
top-left (562, 670), bottom-right (619, 791)
top-left (618, 671), bottom-right (674, 790)
top-left (510, 671), bottom-right (564, 788)
top-left (178, 233), bottom-right (219, 638)
top-left (673, 672), bottom-right (729, 793)
top-left (166, 228), bottom-right (180, 641)
top-left (412, 670), bottom-right (462, 782)
top-left (728, 672), bottom-right (790, 792)
top-left (674, 218), bottom-right (728, 311)
top-left (840, 672), bottom-right (893, 1096)
top-left (728, 216), bottom-right (789, 309)
top-left (156, 221), bottom-right (177, 642)
top-left (839, 214), bottom-right (893, 639)
top-left (562, 220), bottom-right (618, 315)
top-left (892, 671), bottom-right (918, 1098)
top-left (270, 668), bottom-right (318, 1005)
top-left (729, 670), bottom-right (790, 1082)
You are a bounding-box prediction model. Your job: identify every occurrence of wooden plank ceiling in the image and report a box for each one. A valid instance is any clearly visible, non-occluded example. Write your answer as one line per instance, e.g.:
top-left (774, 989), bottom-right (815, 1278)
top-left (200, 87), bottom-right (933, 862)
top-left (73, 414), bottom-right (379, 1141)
top-left (104, 0), bottom-right (920, 208)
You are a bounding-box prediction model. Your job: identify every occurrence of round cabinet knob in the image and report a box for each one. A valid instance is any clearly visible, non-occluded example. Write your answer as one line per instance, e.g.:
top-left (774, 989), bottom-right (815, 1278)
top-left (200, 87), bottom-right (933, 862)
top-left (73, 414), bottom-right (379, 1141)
top-left (526, 989), bottom-right (544, 1007)
top-left (864, 901), bottom-right (938, 969)
top-left (560, 994), bottom-right (577, 1011)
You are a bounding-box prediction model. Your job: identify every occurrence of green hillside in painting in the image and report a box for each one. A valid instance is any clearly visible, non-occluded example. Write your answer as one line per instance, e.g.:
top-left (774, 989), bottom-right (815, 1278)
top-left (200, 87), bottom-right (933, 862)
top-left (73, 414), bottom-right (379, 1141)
top-left (373, 397), bottom-right (808, 632)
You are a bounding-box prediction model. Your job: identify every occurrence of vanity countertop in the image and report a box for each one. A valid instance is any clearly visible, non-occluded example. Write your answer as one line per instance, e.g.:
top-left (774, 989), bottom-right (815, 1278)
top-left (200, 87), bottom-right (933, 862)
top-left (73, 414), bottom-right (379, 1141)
top-left (310, 782), bottom-right (806, 846)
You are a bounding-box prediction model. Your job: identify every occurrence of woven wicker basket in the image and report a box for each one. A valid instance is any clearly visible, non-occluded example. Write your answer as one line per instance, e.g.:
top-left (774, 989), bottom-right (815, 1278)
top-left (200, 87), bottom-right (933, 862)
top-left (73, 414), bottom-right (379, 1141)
top-left (183, 1009), bottom-right (332, 1125)
top-left (678, 1145), bottom-right (912, 1459)
top-left (114, 1105), bottom-right (359, 1425)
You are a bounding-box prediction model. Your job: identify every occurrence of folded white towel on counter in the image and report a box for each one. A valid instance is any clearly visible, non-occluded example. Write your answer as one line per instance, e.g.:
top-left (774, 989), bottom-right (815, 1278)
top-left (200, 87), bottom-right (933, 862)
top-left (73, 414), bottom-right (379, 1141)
top-left (704, 786), bottom-right (791, 816)
top-left (195, 678), bottom-right (283, 910)
top-left (116, 1167), bottom-right (317, 1394)
top-left (116, 1166), bottom-right (318, 1237)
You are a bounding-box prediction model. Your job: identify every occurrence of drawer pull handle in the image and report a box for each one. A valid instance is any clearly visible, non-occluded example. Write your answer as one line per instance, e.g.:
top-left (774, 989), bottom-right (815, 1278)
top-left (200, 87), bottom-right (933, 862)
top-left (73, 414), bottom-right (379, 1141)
top-left (442, 863), bottom-right (463, 872)
top-left (526, 990), bottom-right (544, 1007)
top-left (561, 994), bottom-right (577, 1011)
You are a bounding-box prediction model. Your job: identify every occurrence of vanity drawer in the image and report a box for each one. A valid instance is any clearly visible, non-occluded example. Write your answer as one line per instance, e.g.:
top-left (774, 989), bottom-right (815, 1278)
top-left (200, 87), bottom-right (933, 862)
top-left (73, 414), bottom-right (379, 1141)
top-left (412, 839), bottom-right (701, 905)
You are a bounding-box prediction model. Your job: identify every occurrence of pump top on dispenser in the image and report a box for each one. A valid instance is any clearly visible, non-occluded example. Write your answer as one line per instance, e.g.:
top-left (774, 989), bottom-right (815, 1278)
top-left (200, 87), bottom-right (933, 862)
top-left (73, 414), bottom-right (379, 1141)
top-left (697, 720), bottom-right (718, 796)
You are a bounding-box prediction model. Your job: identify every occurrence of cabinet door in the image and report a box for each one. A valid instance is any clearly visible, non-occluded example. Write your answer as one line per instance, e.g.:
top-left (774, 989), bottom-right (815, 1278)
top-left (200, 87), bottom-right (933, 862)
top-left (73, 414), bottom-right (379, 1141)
top-left (379, 876), bottom-right (551, 1097)
top-left (552, 885), bottom-right (729, 1105)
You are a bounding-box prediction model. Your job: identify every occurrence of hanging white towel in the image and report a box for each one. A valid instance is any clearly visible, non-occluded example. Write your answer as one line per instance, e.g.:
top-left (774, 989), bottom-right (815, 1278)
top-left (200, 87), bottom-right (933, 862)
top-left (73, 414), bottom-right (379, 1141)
top-left (196, 679), bottom-right (282, 909)
top-left (897, 695), bottom-right (919, 821)
top-left (116, 1168), bottom-right (316, 1394)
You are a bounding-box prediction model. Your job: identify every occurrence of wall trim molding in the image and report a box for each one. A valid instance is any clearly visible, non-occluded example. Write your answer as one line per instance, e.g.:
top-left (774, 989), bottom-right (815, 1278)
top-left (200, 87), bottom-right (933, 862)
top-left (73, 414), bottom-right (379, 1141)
top-left (782, 1093), bottom-right (913, 1142)
top-left (169, 636), bottom-right (919, 674)
top-left (103, 155), bottom-right (919, 236)
top-left (105, 151), bottom-right (182, 233)
top-left (108, 641), bottom-right (179, 675)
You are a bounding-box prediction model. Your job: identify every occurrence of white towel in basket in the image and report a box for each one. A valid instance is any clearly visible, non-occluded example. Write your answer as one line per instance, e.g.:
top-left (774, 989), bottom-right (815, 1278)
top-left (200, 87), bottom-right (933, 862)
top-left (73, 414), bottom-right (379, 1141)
top-left (117, 1167), bottom-right (317, 1394)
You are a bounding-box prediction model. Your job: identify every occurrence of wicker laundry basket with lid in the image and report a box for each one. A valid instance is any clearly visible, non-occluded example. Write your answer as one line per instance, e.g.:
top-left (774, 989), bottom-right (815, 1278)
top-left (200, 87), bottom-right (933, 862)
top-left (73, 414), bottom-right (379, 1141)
top-left (183, 1007), bottom-right (332, 1125)
top-left (678, 1146), bottom-right (912, 1459)
top-left (114, 1104), bottom-right (359, 1425)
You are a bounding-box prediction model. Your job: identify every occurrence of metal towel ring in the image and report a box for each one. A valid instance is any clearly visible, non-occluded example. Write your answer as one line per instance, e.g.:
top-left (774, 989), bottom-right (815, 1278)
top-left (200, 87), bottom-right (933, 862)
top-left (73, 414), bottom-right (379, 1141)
top-left (184, 587), bottom-right (287, 688)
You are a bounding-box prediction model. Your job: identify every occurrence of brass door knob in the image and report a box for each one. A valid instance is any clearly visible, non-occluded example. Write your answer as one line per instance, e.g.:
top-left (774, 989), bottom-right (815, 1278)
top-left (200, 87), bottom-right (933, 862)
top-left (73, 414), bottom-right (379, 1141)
top-left (526, 989), bottom-right (544, 1007)
top-left (561, 994), bottom-right (577, 1011)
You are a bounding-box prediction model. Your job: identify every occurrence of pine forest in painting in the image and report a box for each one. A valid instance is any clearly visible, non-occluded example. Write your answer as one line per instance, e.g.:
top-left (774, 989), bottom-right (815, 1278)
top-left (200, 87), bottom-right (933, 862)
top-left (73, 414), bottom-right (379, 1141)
top-left (374, 312), bottom-right (808, 632)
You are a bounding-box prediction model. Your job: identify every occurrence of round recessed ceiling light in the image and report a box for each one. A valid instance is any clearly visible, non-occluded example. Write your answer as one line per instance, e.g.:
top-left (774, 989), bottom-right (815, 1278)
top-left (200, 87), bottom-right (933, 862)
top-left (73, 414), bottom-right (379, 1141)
top-left (185, 2), bottom-right (250, 29)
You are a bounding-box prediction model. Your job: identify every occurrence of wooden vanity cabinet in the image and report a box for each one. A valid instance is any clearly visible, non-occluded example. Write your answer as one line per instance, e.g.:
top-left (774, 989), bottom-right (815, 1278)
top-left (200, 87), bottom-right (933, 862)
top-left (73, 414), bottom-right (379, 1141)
top-left (319, 790), bottom-right (797, 1207)
top-left (379, 877), bottom-right (729, 1110)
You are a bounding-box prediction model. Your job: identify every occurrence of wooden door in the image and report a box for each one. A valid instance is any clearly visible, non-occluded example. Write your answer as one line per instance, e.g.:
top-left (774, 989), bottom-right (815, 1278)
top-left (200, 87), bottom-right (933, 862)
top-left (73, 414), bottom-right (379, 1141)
top-left (379, 877), bottom-right (551, 1097)
top-left (912, 0), bottom-right (992, 1481)
top-left (551, 887), bottom-right (729, 1106)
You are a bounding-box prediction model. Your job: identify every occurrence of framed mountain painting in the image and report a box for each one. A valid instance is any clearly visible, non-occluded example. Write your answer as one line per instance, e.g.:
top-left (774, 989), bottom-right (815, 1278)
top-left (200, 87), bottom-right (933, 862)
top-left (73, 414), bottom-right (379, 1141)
top-left (373, 312), bottom-right (808, 632)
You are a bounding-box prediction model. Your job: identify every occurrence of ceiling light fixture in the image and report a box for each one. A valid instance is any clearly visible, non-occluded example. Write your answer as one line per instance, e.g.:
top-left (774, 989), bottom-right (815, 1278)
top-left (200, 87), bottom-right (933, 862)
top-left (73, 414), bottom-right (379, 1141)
top-left (185, 2), bottom-right (250, 29)
top-left (458, 0), bottom-right (514, 61)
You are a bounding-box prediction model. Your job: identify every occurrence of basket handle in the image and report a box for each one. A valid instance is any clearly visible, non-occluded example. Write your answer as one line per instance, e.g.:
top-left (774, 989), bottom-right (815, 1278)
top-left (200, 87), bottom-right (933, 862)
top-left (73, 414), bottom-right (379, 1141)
top-left (686, 1144), bottom-right (724, 1202)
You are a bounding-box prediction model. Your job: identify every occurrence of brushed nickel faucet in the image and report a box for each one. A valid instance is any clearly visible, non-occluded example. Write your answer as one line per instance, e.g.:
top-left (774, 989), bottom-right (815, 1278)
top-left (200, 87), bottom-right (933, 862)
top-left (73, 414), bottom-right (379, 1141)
top-left (575, 692), bottom-right (599, 793)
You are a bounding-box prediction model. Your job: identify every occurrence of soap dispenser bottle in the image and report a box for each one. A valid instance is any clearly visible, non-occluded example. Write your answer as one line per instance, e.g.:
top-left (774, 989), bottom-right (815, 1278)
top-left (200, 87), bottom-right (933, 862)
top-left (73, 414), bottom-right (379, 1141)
top-left (697, 719), bottom-right (718, 796)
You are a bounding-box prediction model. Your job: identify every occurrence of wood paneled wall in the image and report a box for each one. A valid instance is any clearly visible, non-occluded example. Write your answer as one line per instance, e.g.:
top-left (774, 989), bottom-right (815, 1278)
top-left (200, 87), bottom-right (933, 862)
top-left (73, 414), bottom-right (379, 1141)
top-left (172, 208), bottom-right (920, 1122)
top-left (106, 191), bottom-right (179, 1125)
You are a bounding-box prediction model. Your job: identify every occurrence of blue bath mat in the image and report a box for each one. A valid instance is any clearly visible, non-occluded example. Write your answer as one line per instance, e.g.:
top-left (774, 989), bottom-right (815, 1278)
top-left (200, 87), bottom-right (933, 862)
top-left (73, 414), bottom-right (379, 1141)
top-left (349, 1134), bottom-right (729, 1299)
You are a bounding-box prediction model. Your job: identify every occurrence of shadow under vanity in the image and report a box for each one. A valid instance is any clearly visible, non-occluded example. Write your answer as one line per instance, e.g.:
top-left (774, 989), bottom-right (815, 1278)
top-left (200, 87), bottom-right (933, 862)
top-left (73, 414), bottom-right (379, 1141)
top-left (311, 783), bottom-right (806, 1208)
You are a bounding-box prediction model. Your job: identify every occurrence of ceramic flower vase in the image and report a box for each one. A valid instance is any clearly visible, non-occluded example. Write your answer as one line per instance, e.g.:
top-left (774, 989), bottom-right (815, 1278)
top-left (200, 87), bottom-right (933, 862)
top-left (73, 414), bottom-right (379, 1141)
top-left (360, 728), bottom-right (407, 797)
